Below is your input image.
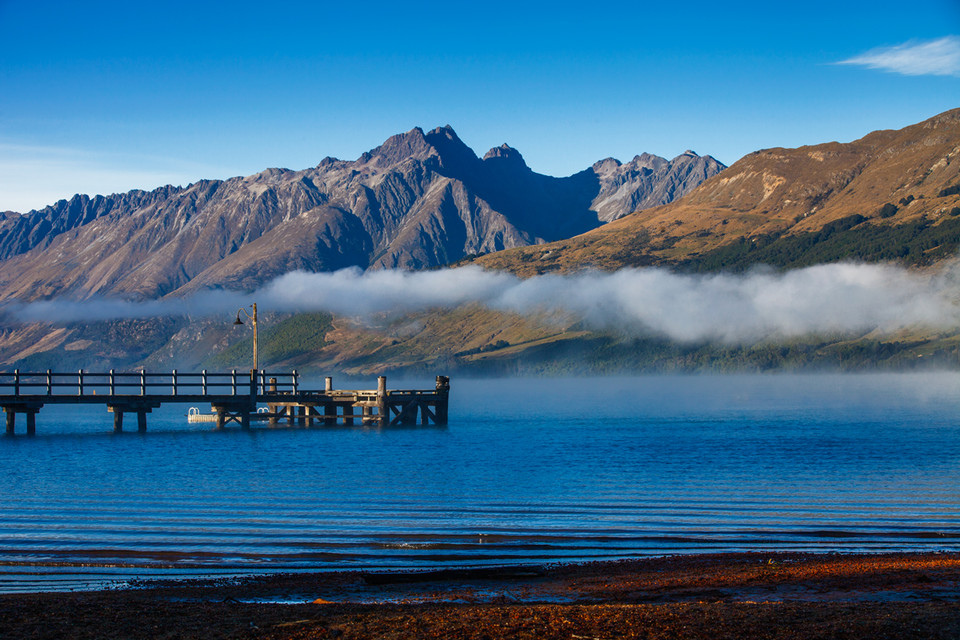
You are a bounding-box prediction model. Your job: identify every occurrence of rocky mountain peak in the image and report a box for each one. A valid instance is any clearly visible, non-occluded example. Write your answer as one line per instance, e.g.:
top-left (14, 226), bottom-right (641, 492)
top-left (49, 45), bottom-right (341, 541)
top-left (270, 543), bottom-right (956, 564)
top-left (588, 150), bottom-right (726, 222)
top-left (247, 167), bottom-right (291, 183)
top-left (423, 125), bottom-right (480, 176)
top-left (669, 150), bottom-right (704, 163)
top-left (627, 153), bottom-right (669, 172)
top-left (591, 158), bottom-right (622, 175)
top-left (482, 144), bottom-right (528, 168)
top-left (361, 126), bottom-right (436, 167)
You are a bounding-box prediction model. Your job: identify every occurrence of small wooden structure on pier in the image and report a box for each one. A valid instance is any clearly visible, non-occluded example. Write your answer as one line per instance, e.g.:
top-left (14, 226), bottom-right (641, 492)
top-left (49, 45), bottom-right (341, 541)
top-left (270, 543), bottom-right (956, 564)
top-left (0, 370), bottom-right (450, 435)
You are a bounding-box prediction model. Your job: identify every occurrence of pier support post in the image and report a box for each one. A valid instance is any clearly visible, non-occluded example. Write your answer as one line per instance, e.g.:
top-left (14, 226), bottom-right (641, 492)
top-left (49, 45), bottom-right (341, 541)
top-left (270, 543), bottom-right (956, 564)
top-left (4, 407), bottom-right (41, 436)
top-left (109, 403), bottom-right (155, 434)
top-left (323, 402), bottom-right (334, 426)
top-left (343, 404), bottom-right (354, 426)
top-left (435, 376), bottom-right (450, 425)
top-left (267, 403), bottom-right (278, 427)
top-left (376, 376), bottom-right (388, 427)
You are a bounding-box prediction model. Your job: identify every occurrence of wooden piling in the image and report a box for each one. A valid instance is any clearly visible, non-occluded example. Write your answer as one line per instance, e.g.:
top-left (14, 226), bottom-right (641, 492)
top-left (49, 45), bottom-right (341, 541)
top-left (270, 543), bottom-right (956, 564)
top-left (376, 376), bottom-right (388, 427)
top-left (267, 402), bottom-right (278, 427)
top-left (435, 376), bottom-right (450, 425)
top-left (5, 410), bottom-right (13, 435)
top-left (324, 402), bottom-right (335, 426)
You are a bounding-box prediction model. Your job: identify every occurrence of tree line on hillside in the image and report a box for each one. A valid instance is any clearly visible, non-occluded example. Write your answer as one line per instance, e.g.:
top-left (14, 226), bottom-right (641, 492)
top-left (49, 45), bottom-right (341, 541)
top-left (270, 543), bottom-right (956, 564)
top-left (685, 212), bottom-right (960, 272)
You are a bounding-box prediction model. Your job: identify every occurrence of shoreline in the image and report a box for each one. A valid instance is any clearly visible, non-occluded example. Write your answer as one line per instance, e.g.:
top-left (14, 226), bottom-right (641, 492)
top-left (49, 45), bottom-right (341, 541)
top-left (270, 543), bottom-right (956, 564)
top-left (4, 551), bottom-right (960, 638)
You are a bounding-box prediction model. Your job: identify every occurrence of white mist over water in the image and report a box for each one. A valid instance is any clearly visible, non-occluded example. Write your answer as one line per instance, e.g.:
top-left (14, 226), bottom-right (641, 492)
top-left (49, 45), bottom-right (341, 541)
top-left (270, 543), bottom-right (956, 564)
top-left (9, 262), bottom-right (960, 343)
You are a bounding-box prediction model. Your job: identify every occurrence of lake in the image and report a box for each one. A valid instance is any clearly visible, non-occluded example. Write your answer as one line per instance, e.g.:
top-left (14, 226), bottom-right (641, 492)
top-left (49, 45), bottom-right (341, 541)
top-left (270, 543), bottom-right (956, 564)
top-left (1, 372), bottom-right (959, 593)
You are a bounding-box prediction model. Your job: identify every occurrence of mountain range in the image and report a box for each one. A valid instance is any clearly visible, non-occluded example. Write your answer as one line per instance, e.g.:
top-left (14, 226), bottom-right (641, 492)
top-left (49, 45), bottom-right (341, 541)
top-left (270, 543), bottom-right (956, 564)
top-left (0, 126), bottom-right (722, 302)
top-left (3, 109), bottom-right (960, 374)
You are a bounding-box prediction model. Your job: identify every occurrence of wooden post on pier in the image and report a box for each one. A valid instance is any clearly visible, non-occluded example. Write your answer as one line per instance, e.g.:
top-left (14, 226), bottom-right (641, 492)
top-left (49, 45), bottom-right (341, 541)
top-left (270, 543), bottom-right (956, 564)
top-left (376, 376), bottom-right (388, 427)
top-left (323, 377), bottom-right (335, 426)
top-left (268, 378), bottom-right (278, 427)
top-left (435, 376), bottom-right (450, 425)
top-left (244, 370), bottom-right (255, 430)
top-left (113, 410), bottom-right (123, 433)
top-left (5, 409), bottom-right (13, 436)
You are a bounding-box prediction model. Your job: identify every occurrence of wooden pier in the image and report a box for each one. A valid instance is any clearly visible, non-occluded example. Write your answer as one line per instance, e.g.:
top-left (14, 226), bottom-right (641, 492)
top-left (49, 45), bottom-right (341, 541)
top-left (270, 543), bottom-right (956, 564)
top-left (0, 370), bottom-right (450, 435)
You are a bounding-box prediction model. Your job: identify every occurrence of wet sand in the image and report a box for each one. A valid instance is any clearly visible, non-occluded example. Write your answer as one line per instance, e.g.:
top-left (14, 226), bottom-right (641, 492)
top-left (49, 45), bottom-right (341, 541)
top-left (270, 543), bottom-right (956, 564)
top-left (3, 552), bottom-right (960, 639)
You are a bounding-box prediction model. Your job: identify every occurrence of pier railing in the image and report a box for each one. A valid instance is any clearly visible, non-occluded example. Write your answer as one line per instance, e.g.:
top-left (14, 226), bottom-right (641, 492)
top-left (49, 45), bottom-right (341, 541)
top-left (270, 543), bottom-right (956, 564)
top-left (0, 369), bottom-right (300, 398)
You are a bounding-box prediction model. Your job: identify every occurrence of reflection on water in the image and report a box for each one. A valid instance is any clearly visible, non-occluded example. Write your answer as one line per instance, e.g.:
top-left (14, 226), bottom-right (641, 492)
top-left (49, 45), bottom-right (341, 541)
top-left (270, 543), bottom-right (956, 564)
top-left (2, 372), bottom-right (960, 592)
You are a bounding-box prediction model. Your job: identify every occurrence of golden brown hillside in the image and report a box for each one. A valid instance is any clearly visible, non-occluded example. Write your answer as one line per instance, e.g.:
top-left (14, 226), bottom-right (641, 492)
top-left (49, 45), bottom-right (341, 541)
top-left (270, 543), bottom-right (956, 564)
top-left (477, 108), bottom-right (960, 275)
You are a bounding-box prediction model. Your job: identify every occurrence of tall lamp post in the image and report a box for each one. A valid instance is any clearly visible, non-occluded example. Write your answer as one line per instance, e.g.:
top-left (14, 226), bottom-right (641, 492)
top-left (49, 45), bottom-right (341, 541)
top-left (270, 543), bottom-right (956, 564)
top-left (234, 303), bottom-right (258, 371)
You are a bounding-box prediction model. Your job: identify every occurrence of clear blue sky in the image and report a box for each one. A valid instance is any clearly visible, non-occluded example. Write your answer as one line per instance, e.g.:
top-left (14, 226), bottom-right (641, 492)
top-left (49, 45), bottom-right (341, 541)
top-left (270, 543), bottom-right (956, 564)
top-left (1, 0), bottom-right (958, 212)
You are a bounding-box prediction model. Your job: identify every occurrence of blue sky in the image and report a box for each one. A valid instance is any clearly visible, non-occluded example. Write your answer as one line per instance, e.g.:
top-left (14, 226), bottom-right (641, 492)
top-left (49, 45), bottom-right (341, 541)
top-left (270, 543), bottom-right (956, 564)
top-left (1, 0), bottom-right (958, 212)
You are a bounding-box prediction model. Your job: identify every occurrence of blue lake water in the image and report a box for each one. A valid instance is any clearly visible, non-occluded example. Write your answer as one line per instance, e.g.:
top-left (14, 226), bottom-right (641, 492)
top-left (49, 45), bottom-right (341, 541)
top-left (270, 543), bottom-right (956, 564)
top-left (2, 372), bottom-right (960, 593)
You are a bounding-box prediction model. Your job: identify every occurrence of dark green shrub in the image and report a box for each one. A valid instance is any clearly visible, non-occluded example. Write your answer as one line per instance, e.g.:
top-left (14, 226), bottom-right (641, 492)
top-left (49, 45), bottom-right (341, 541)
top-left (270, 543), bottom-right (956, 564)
top-left (938, 184), bottom-right (960, 198)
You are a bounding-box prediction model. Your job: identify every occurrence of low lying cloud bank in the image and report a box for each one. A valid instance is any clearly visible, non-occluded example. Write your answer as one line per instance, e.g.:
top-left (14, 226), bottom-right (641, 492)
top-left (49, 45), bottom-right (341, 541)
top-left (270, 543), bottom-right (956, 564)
top-left (9, 262), bottom-right (960, 345)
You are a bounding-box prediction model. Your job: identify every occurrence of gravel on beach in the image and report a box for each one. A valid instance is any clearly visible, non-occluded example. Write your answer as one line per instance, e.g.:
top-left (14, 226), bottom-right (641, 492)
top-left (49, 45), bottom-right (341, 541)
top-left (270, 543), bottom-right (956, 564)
top-left (4, 552), bottom-right (960, 639)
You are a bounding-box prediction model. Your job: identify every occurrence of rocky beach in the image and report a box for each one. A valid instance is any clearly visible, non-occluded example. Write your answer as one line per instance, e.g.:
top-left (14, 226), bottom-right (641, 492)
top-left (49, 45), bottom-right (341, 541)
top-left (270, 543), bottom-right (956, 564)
top-left (4, 552), bottom-right (960, 639)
